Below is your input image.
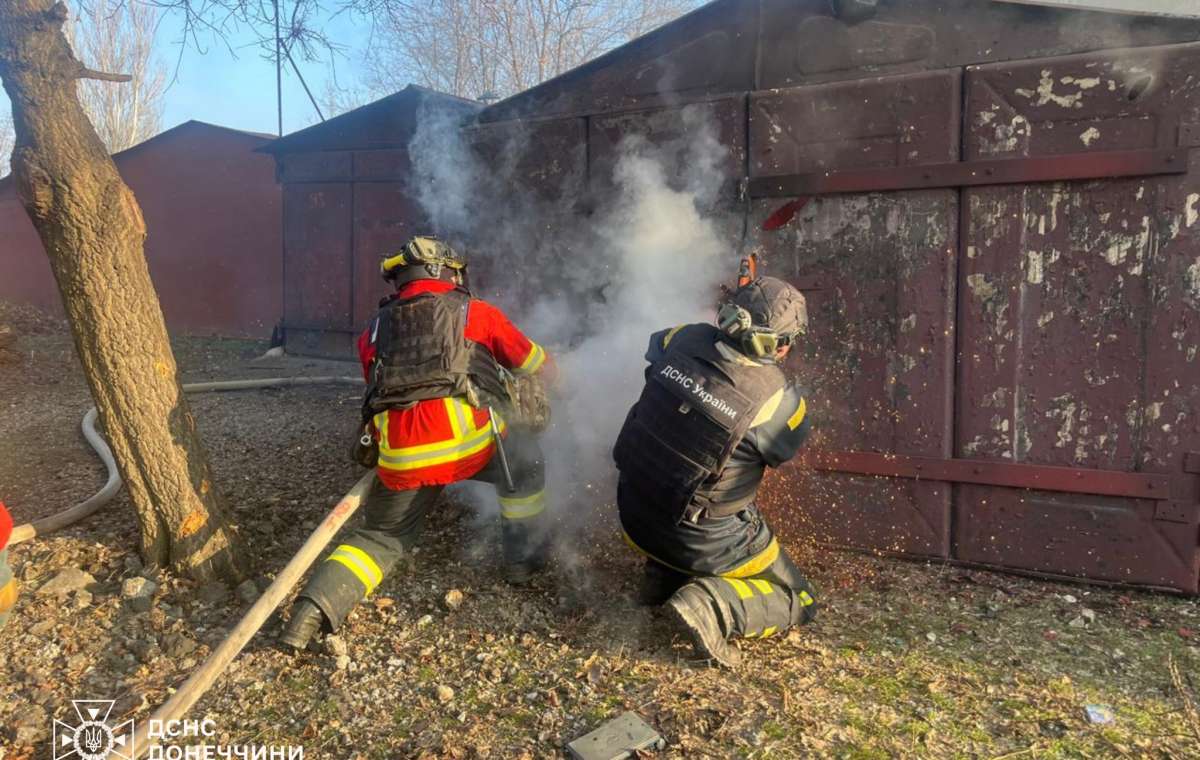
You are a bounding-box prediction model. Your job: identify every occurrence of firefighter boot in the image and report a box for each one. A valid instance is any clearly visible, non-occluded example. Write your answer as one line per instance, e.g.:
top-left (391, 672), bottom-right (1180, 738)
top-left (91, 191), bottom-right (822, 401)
top-left (665, 584), bottom-right (742, 669)
top-left (278, 598), bottom-right (326, 652)
top-left (504, 551), bottom-right (548, 586)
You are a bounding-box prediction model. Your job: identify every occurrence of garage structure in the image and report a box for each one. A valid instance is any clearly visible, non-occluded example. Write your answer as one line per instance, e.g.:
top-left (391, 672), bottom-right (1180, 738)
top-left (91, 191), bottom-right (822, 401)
top-left (0, 120), bottom-right (282, 338)
top-left (264, 0), bottom-right (1200, 592)
top-left (257, 86), bottom-right (481, 357)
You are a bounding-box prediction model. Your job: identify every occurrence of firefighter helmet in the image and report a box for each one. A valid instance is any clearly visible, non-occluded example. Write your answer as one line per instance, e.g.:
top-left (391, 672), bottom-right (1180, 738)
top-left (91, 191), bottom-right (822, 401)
top-left (380, 236), bottom-right (467, 284)
top-left (716, 276), bottom-right (807, 362)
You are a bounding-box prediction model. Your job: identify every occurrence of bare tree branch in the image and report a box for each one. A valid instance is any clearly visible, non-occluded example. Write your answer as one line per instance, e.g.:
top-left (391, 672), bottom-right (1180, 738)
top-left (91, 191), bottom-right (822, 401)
top-left (69, 0), bottom-right (168, 151)
top-left (354, 0), bottom-right (702, 101)
top-left (76, 65), bottom-right (132, 81)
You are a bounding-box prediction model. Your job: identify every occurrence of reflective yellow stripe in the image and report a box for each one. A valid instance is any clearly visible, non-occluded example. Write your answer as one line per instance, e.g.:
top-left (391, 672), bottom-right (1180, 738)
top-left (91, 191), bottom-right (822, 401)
top-left (337, 545), bottom-right (383, 585)
top-left (750, 388), bottom-right (784, 428)
top-left (799, 590), bottom-right (815, 607)
top-left (378, 425), bottom-right (495, 470)
top-left (662, 325), bottom-right (684, 348)
top-left (375, 410), bottom-right (389, 445)
top-left (371, 397), bottom-right (505, 472)
top-left (517, 342), bottom-right (546, 374)
top-left (722, 538), bottom-right (780, 579)
top-left (329, 554), bottom-right (376, 594)
top-left (761, 626), bottom-right (777, 638)
top-left (786, 398), bottom-right (808, 430)
top-left (745, 630), bottom-right (760, 639)
top-left (0, 578), bottom-right (18, 613)
top-left (328, 544), bottom-right (383, 594)
top-left (375, 399), bottom-right (488, 455)
top-left (622, 531), bottom-right (697, 576)
top-left (444, 397), bottom-right (466, 439)
top-left (749, 579), bottom-right (774, 595)
top-left (723, 578), bottom-right (753, 599)
top-left (499, 490), bottom-right (546, 519)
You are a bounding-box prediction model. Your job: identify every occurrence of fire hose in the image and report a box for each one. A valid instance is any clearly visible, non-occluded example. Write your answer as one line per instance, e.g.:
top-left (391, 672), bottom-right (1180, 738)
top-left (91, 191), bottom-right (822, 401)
top-left (6, 375), bottom-right (376, 758)
top-left (129, 469), bottom-right (375, 758)
top-left (9, 376), bottom-right (363, 545)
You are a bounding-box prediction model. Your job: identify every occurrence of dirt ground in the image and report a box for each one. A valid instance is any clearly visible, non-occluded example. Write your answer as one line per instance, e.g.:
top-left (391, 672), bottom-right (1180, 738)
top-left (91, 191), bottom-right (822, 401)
top-left (1, 310), bottom-right (1199, 759)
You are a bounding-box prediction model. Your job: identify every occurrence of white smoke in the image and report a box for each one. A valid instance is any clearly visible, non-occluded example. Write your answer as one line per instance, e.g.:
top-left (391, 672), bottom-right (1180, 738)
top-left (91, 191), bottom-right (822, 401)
top-left (409, 99), bottom-right (735, 574)
top-left (551, 133), bottom-right (728, 494)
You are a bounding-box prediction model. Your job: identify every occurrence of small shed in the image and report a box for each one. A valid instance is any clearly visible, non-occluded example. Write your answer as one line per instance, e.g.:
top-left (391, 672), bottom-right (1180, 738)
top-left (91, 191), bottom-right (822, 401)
top-left (265, 0), bottom-right (1200, 593)
top-left (256, 85), bottom-right (481, 356)
top-left (0, 121), bottom-right (282, 338)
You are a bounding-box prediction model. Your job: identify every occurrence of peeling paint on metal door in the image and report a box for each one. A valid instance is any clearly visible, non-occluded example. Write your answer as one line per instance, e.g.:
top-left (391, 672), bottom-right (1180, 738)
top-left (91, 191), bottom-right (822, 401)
top-left (748, 71), bottom-right (962, 557)
top-left (958, 43), bottom-right (1200, 591)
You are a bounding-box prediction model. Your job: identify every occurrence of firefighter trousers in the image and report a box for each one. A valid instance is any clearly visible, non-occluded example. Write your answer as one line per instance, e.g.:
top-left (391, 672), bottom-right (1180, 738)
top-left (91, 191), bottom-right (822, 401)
top-left (618, 478), bottom-right (816, 642)
top-left (299, 431), bottom-right (550, 631)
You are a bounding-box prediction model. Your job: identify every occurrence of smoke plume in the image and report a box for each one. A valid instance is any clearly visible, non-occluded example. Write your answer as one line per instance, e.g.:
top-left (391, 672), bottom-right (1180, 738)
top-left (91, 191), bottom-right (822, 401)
top-left (409, 100), bottom-right (736, 569)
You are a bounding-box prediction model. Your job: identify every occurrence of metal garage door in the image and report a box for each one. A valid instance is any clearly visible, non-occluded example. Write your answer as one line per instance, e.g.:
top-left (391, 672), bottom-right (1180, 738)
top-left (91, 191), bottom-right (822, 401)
top-left (749, 46), bottom-right (1200, 592)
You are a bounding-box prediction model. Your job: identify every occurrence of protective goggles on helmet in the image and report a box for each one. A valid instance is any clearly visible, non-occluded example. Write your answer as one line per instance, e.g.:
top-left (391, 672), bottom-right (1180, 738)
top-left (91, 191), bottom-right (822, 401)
top-left (380, 236), bottom-right (467, 280)
top-left (716, 301), bottom-right (798, 362)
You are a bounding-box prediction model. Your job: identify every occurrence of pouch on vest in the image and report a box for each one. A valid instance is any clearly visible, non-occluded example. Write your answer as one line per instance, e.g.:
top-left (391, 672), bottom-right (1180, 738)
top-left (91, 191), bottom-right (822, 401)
top-left (350, 421), bottom-right (379, 468)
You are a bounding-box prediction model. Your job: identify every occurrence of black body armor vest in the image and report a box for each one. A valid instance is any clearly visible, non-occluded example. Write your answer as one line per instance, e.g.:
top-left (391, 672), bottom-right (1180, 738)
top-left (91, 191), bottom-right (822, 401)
top-left (365, 289), bottom-right (506, 414)
top-left (613, 324), bottom-right (785, 523)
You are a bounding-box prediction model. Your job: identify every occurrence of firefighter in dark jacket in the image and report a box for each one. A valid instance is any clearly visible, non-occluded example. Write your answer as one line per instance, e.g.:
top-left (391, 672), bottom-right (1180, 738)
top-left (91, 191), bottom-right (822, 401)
top-left (281, 236), bottom-right (556, 651)
top-left (613, 276), bottom-right (816, 668)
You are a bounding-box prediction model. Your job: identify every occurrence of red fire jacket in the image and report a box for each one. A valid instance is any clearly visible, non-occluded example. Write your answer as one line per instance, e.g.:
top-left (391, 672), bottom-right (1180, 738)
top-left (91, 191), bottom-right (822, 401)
top-left (0, 502), bottom-right (10, 551)
top-left (358, 279), bottom-right (550, 490)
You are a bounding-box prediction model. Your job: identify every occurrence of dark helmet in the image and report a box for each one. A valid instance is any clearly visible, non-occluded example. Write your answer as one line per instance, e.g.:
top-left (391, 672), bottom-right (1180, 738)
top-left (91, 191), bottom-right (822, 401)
top-left (716, 276), bottom-right (808, 362)
top-left (379, 236), bottom-right (468, 285)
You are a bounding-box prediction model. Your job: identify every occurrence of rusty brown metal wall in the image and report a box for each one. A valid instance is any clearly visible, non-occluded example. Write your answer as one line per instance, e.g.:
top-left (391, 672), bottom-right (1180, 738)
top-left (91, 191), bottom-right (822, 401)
top-left (0, 123), bottom-right (282, 338)
top-left (276, 149), bottom-right (432, 357)
top-left (744, 44), bottom-right (1200, 592)
top-left (951, 45), bottom-right (1200, 590)
top-left (276, 0), bottom-right (1200, 590)
top-left (747, 70), bottom-right (963, 560)
top-left (270, 87), bottom-right (477, 357)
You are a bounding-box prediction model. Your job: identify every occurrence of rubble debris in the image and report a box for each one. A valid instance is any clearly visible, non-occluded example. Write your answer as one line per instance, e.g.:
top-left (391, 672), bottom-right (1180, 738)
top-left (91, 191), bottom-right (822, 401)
top-left (122, 576), bottom-right (157, 612)
top-left (36, 567), bottom-right (94, 596)
top-left (566, 711), bottom-right (665, 760)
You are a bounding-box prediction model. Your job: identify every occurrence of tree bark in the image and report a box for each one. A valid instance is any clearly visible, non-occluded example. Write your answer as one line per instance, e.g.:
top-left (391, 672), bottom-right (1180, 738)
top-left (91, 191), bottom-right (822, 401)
top-left (0, 0), bottom-right (246, 582)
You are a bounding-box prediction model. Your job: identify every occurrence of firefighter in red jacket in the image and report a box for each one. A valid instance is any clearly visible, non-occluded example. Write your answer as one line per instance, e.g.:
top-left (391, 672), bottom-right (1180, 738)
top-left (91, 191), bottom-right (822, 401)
top-left (281, 237), bottom-right (556, 651)
top-left (0, 501), bottom-right (16, 628)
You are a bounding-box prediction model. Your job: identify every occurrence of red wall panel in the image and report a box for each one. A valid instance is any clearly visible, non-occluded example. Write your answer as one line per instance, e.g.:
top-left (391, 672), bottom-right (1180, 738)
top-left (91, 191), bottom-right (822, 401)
top-left (0, 123), bottom-right (282, 338)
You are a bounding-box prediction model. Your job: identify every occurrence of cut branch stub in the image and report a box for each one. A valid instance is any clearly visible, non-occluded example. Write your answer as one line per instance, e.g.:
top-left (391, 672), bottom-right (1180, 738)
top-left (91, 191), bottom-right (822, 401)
top-left (0, 0), bottom-right (247, 583)
top-left (76, 65), bottom-right (132, 82)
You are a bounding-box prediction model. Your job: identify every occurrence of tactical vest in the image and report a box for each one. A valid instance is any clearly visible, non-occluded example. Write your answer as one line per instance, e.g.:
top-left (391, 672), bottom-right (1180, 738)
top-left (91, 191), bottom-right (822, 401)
top-left (365, 289), bottom-right (507, 414)
top-left (613, 324), bottom-right (785, 523)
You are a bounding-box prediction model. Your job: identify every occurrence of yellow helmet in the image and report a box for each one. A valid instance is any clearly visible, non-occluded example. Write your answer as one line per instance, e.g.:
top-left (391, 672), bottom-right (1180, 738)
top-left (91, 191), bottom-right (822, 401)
top-left (380, 236), bottom-right (467, 283)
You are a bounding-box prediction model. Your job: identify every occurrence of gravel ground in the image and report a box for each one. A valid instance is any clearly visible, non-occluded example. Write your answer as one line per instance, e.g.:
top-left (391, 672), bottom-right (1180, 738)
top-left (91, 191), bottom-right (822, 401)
top-left (1, 310), bottom-right (1199, 759)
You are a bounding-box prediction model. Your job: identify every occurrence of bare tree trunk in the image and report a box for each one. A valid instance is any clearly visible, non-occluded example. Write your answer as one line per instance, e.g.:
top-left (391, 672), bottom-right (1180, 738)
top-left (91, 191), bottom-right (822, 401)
top-left (0, 0), bottom-right (246, 582)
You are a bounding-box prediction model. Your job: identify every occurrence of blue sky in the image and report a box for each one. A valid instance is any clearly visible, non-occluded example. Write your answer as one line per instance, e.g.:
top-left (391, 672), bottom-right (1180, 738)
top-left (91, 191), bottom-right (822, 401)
top-left (1, 6), bottom-right (375, 140)
top-left (156, 9), bottom-right (371, 134)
